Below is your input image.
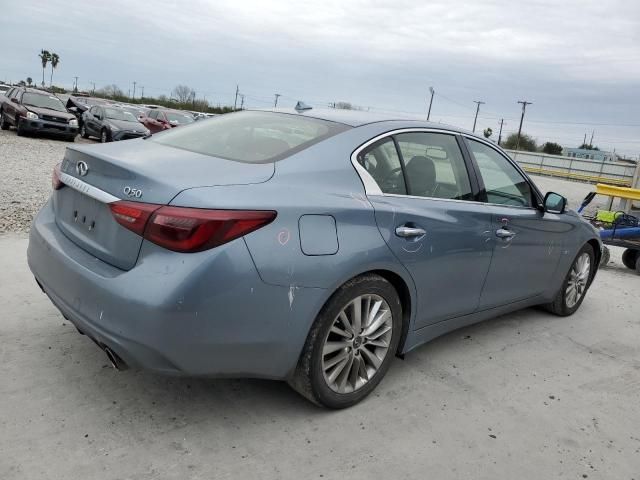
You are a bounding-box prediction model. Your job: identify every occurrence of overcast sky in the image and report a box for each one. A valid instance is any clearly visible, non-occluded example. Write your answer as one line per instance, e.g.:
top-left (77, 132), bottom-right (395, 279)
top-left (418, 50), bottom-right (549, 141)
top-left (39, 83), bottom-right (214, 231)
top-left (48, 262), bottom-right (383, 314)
top-left (1, 0), bottom-right (639, 155)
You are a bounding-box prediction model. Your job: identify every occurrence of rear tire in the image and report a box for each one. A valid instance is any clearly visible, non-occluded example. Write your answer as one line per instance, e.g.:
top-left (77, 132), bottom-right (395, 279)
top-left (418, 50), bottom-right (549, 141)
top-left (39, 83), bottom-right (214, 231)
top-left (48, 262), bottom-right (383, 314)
top-left (288, 274), bottom-right (402, 408)
top-left (545, 243), bottom-right (595, 316)
top-left (621, 248), bottom-right (639, 270)
top-left (0, 111), bottom-right (8, 130)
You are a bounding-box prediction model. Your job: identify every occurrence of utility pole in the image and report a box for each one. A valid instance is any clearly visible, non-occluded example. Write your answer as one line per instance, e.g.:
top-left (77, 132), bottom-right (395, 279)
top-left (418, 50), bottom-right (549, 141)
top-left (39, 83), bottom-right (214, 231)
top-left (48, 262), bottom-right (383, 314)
top-left (274, 93), bottom-right (281, 108)
top-left (589, 130), bottom-right (595, 147)
top-left (140, 86), bottom-right (144, 98)
top-left (234, 84), bottom-right (239, 110)
top-left (583, 133), bottom-right (587, 147)
top-left (472, 100), bottom-right (485, 133)
top-left (515, 100), bottom-right (533, 150)
top-left (427, 86), bottom-right (435, 121)
top-left (90, 82), bottom-right (95, 94)
top-left (132, 81), bottom-right (136, 99)
top-left (240, 94), bottom-right (245, 110)
top-left (497, 118), bottom-right (504, 146)
top-left (73, 76), bottom-right (79, 93)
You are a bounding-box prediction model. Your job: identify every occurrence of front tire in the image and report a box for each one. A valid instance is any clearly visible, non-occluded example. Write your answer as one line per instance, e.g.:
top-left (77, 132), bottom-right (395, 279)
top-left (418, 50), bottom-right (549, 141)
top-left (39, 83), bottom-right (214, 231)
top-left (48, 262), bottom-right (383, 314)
top-left (289, 274), bottom-right (402, 408)
top-left (15, 117), bottom-right (25, 136)
top-left (80, 124), bottom-right (89, 139)
top-left (545, 244), bottom-right (595, 316)
top-left (100, 128), bottom-right (110, 143)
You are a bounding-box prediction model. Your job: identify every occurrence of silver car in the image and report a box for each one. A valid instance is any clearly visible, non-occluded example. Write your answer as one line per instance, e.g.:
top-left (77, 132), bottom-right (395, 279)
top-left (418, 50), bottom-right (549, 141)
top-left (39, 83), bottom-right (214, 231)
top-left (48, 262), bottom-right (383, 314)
top-left (28, 109), bottom-right (601, 408)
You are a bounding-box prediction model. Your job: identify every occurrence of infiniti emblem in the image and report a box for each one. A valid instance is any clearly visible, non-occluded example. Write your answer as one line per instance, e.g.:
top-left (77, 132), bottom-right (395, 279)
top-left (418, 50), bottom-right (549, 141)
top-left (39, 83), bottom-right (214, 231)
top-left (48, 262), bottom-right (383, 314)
top-left (76, 161), bottom-right (89, 177)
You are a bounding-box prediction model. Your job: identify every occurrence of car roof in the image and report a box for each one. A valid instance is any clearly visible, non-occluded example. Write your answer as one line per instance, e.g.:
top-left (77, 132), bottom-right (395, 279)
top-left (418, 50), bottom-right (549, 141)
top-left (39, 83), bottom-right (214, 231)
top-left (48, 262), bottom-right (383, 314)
top-left (255, 107), bottom-right (472, 134)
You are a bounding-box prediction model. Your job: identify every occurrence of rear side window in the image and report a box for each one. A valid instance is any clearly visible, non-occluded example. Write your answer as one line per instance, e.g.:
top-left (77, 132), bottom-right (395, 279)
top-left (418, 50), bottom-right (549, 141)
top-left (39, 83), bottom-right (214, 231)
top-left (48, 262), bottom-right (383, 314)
top-left (151, 111), bottom-right (350, 163)
top-left (395, 132), bottom-right (473, 201)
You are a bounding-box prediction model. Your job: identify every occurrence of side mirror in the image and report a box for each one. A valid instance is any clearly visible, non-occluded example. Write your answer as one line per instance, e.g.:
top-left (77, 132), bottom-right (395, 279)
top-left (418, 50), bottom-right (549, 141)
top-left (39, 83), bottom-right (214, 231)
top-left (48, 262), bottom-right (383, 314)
top-left (11, 97), bottom-right (18, 103)
top-left (169, 120), bottom-right (179, 126)
top-left (543, 192), bottom-right (566, 214)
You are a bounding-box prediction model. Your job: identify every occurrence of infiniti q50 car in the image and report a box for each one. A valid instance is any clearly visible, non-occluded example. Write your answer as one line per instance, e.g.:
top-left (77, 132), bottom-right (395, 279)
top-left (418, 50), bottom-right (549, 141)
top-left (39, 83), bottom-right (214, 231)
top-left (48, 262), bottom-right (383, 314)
top-left (28, 109), bottom-right (601, 408)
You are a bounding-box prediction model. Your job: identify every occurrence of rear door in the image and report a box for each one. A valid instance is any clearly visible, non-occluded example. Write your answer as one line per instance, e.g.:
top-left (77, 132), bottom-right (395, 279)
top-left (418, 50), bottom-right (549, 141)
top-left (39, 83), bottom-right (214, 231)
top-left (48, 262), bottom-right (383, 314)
top-left (464, 138), bottom-right (567, 308)
top-left (359, 130), bottom-right (493, 329)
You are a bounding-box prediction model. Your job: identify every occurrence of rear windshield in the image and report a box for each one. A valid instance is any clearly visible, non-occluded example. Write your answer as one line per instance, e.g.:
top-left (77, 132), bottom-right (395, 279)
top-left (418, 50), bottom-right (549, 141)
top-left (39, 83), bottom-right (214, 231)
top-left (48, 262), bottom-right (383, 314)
top-left (151, 111), bottom-right (350, 163)
top-left (165, 111), bottom-right (194, 125)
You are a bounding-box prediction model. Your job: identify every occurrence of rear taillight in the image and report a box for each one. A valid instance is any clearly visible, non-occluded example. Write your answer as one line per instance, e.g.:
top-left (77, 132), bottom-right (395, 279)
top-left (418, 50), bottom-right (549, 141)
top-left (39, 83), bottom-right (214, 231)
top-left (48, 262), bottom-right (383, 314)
top-left (109, 201), bottom-right (160, 236)
top-left (52, 163), bottom-right (63, 190)
top-left (109, 201), bottom-right (276, 253)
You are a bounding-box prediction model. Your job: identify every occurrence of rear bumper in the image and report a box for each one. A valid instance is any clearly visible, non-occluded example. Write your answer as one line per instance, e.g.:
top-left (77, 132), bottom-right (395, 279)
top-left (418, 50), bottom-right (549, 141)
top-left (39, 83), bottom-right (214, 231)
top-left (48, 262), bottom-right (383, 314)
top-left (28, 200), bottom-right (326, 379)
top-left (21, 118), bottom-right (77, 136)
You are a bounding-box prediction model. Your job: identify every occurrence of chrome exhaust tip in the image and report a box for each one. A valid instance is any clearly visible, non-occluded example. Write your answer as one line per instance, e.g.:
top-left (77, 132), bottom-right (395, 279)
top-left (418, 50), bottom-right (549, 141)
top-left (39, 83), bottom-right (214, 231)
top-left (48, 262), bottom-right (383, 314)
top-left (104, 347), bottom-right (129, 371)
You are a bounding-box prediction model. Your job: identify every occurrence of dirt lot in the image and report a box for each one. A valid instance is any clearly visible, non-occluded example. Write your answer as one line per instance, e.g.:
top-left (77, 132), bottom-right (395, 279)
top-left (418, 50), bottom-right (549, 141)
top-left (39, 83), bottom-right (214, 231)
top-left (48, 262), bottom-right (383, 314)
top-left (1, 132), bottom-right (639, 479)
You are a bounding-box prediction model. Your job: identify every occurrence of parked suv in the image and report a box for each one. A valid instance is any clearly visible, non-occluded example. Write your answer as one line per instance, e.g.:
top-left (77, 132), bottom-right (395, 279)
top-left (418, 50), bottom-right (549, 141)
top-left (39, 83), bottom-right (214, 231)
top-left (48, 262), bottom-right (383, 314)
top-left (142, 108), bottom-right (194, 133)
top-left (81, 105), bottom-right (150, 142)
top-left (0, 87), bottom-right (78, 141)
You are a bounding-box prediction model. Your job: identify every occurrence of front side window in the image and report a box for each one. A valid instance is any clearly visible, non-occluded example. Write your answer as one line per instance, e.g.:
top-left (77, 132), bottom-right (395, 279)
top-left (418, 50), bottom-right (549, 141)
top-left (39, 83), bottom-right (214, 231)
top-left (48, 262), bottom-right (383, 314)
top-left (395, 132), bottom-right (473, 200)
top-left (358, 138), bottom-right (407, 195)
top-left (467, 139), bottom-right (533, 208)
top-left (152, 111), bottom-right (350, 163)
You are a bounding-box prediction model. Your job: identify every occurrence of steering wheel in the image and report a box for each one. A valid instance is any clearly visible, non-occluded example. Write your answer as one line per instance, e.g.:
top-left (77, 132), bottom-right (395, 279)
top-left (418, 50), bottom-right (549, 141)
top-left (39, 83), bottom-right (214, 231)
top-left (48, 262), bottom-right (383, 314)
top-left (378, 167), bottom-right (404, 192)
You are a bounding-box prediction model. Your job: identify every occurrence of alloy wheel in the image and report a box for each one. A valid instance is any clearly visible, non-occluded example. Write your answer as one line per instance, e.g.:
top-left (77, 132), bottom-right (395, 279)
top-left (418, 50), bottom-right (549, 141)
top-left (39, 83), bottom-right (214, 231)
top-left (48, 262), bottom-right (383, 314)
top-left (565, 252), bottom-right (590, 308)
top-left (321, 294), bottom-right (393, 394)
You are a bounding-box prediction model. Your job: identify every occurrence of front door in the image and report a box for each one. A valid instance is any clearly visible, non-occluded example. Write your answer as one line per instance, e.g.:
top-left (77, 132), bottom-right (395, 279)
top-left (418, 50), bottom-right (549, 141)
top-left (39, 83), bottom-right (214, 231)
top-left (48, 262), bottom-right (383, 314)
top-left (358, 131), bottom-right (493, 329)
top-left (464, 138), bottom-right (568, 309)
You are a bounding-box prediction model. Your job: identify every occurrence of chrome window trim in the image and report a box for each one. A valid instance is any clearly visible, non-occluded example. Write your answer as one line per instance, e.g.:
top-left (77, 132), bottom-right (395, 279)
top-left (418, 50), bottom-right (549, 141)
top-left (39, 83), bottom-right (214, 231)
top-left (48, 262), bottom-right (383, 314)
top-left (59, 172), bottom-right (120, 204)
top-left (350, 128), bottom-right (462, 197)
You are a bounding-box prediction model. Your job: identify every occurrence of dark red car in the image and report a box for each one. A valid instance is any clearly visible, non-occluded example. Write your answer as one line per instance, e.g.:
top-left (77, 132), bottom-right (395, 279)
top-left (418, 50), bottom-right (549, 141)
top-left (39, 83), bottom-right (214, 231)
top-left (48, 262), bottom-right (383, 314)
top-left (142, 108), bottom-right (194, 134)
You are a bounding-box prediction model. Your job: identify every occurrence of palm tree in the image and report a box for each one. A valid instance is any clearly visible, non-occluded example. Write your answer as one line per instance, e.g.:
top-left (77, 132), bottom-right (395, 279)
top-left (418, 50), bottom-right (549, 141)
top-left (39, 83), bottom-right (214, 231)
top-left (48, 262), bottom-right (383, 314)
top-left (38, 50), bottom-right (51, 87)
top-left (49, 53), bottom-right (60, 87)
top-left (26, 77), bottom-right (33, 87)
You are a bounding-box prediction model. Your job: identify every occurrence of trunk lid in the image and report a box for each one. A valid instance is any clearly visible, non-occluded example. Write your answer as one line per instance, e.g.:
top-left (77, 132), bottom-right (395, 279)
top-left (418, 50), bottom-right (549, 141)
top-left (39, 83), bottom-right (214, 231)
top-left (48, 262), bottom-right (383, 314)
top-left (54, 141), bottom-right (274, 270)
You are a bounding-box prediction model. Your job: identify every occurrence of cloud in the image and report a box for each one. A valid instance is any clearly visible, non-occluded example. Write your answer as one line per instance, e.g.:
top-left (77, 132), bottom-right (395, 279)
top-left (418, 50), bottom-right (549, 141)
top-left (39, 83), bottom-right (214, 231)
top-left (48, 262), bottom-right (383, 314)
top-left (1, 0), bottom-right (638, 154)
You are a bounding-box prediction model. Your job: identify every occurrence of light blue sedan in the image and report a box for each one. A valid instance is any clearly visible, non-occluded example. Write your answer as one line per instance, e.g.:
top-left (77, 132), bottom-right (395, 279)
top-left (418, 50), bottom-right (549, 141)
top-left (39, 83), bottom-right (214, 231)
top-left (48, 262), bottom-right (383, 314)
top-left (28, 108), bottom-right (601, 408)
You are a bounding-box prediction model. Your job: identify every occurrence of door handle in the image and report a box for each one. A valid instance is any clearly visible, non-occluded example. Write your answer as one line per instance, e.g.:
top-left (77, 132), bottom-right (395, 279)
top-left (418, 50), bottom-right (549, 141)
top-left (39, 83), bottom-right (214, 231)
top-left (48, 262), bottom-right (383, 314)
top-left (495, 228), bottom-right (516, 239)
top-left (395, 226), bottom-right (426, 238)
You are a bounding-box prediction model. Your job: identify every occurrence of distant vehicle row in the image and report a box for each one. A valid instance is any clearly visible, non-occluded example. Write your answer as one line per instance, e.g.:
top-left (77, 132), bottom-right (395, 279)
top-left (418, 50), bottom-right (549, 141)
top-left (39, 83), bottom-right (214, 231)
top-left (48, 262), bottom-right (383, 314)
top-left (0, 85), bottom-right (209, 142)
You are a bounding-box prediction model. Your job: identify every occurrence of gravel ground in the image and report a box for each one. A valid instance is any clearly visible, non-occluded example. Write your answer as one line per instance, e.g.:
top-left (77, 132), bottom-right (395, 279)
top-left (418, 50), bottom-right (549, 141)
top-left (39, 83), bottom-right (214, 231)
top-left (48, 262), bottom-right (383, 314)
top-left (0, 128), bottom-right (630, 233)
top-left (0, 129), bottom-right (93, 232)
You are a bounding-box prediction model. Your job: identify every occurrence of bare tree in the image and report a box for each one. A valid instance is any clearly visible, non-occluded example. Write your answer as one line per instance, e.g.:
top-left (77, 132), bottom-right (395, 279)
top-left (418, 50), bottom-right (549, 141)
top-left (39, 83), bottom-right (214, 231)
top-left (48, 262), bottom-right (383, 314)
top-left (172, 85), bottom-right (195, 103)
top-left (98, 84), bottom-right (124, 98)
